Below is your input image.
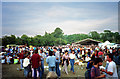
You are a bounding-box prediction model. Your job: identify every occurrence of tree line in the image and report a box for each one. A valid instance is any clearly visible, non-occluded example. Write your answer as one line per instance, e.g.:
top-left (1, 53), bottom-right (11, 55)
top-left (1, 27), bottom-right (120, 47)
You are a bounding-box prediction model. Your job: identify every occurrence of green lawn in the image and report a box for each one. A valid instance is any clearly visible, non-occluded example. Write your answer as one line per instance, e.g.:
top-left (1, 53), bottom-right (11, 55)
top-left (2, 60), bottom-right (106, 79)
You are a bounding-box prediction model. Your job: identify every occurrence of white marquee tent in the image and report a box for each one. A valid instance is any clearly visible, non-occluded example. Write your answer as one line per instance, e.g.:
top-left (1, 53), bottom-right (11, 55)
top-left (98, 41), bottom-right (115, 49)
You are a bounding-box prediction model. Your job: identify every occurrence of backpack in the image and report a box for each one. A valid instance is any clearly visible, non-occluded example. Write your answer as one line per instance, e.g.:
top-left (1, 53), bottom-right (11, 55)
top-left (85, 66), bottom-right (96, 79)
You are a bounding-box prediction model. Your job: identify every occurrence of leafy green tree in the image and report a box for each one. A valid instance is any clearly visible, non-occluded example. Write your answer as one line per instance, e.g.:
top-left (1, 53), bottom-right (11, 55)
top-left (16, 37), bottom-right (22, 45)
top-left (64, 34), bottom-right (89, 44)
top-left (43, 33), bottom-right (56, 46)
top-left (2, 36), bottom-right (9, 47)
top-left (89, 31), bottom-right (100, 40)
top-left (103, 30), bottom-right (113, 42)
top-left (113, 32), bottom-right (120, 43)
top-left (2, 28), bottom-right (120, 47)
top-left (2, 35), bottom-right (16, 47)
top-left (21, 34), bottom-right (29, 45)
top-left (10, 35), bottom-right (16, 44)
top-left (52, 27), bottom-right (64, 38)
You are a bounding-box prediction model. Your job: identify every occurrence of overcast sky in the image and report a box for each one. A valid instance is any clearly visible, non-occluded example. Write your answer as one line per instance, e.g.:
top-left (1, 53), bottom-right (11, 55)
top-left (2, 0), bottom-right (120, 2)
top-left (2, 2), bottom-right (118, 37)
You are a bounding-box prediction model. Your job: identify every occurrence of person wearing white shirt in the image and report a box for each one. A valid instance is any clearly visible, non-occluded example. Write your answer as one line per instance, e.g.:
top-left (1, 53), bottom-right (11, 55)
top-left (82, 49), bottom-right (85, 61)
top-left (101, 54), bottom-right (118, 79)
top-left (38, 47), bottom-right (40, 55)
top-left (69, 50), bottom-right (75, 74)
top-left (23, 55), bottom-right (30, 78)
top-left (85, 55), bottom-right (91, 62)
top-left (109, 48), bottom-right (113, 54)
top-left (30, 50), bottom-right (33, 57)
top-left (6, 55), bottom-right (12, 64)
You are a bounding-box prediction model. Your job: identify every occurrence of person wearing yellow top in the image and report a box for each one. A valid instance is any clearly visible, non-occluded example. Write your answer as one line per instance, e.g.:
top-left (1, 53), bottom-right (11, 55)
top-left (14, 57), bottom-right (19, 64)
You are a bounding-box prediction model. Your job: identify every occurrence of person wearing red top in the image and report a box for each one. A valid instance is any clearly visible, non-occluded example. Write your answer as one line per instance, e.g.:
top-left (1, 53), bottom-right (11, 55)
top-left (19, 51), bottom-right (24, 69)
top-left (31, 48), bottom-right (42, 79)
top-left (98, 49), bottom-right (104, 59)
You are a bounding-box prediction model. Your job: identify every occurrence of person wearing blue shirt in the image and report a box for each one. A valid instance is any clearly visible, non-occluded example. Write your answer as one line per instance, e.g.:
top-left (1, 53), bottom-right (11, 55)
top-left (54, 47), bottom-right (61, 78)
top-left (46, 50), bottom-right (56, 72)
top-left (68, 49), bottom-right (71, 54)
top-left (78, 48), bottom-right (80, 53)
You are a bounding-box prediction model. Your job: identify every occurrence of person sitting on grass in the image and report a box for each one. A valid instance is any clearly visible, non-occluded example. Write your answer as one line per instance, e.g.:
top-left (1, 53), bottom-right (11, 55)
top-left (14, 57), bottom-right (19, 64)
top-left (85, 55), bottom-right (91, 63)
top-left (6, 55), bottom-right (12, 64)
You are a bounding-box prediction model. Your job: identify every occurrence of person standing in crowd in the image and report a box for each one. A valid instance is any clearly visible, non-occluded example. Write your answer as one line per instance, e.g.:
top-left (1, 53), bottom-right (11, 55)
top-left (19, 50), bottom-right (24, 69)
top-left (82, 48), bottom-right (85, 61)
top-left (31, 49), bottom-right (42, 79)
top-left (110, 47), bottom-right (113, 54)
top-left (46, 50), bottom-right (56, 72)
top-left (98, 49), bottom-right (104, 59)
top-left (88, 49), bottom-right (91, 57)
top-left (23, 55), bottom-right (30, 79)
top-left (113, 52), bottom-right (120, 79)
top-left (53, 47), bottom-right (61, 78)
top-left (91, 58), bottom-right (105, 79)
top-left (101, 54), bottom-right (118, 79)
top-left (39, 49), bottom-right (46, 75)
top-left (85, 60), bottom-right (94, 79)
top-left (69, 50), bottom-right (75, 74)
top-left (9, 46), bottom-right (13, 53)
top-left (62, 50), bottom-right (69, 75)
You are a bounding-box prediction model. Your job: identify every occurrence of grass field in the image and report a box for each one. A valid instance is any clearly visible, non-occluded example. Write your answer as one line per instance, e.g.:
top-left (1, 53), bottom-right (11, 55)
top-left (2, 60), bottom-right (106, 79)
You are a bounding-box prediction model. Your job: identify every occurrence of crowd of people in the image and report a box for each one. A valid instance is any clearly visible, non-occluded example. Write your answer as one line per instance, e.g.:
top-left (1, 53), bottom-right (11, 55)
top-left (0, 44), bottom-right (120, 79)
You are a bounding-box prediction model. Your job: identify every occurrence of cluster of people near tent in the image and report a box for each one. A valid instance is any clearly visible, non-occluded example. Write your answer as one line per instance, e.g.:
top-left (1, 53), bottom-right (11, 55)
top-left (0, 45), bottom-right (120, 79)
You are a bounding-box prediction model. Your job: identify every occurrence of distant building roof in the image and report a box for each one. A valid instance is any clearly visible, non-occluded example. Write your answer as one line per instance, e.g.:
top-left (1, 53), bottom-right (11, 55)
top-left (74, 38), bottom-right (102, 45)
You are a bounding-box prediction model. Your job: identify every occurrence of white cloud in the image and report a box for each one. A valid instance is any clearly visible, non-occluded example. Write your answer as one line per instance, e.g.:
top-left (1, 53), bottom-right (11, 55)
top-left (3, 14), bottom-right (117, 37)
top-left (37, 16), bottom-right (118, 35)
top-left (2, 2), bottom-right (118, 37)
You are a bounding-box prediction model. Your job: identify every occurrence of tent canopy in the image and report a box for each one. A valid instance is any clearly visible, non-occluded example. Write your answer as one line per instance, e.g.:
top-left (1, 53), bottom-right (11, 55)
top-left (104, 41), bottom-right (111, 45)
top-left (74, 38), bottom-right (102, 45)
